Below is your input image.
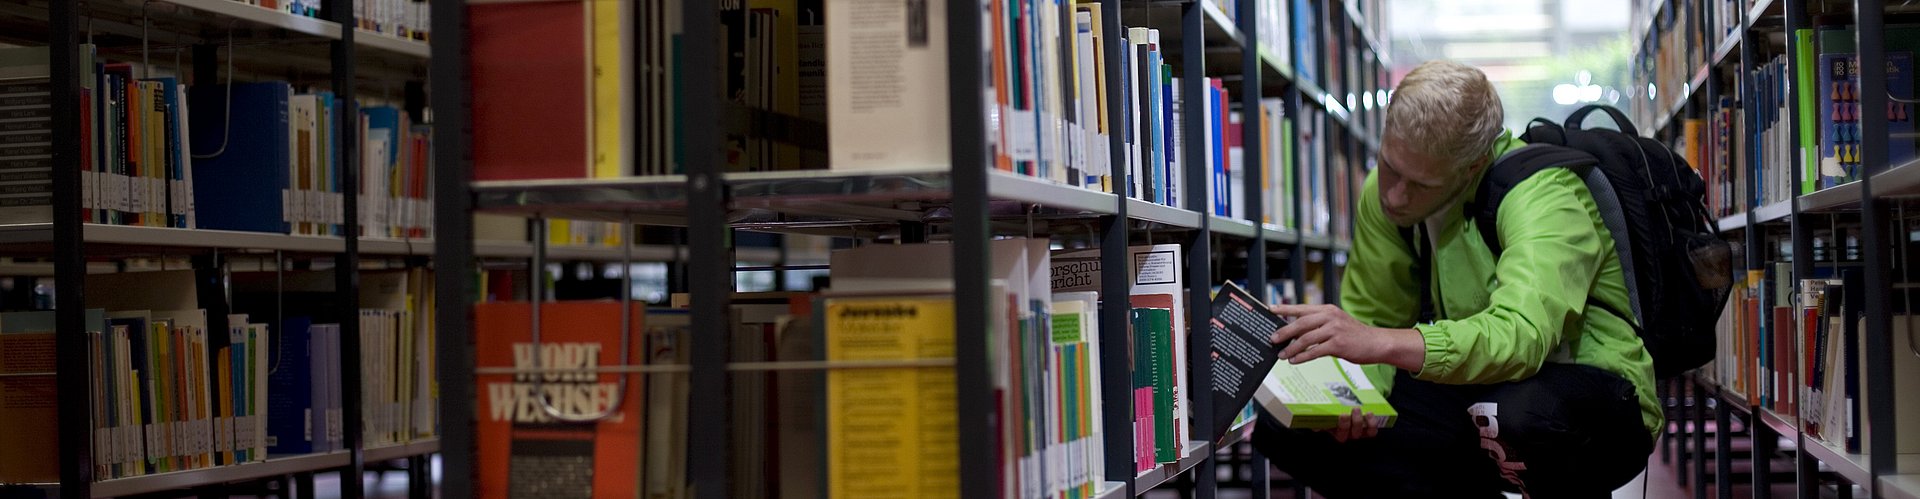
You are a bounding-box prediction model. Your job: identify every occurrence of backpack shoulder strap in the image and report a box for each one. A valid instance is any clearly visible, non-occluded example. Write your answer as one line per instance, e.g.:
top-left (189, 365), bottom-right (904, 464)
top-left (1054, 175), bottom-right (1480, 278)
top-left (1467, 144), bottom-right (1599, 256)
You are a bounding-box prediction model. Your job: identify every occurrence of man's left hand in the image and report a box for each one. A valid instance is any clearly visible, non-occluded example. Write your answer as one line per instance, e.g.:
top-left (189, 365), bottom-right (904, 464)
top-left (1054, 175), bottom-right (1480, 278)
top-left (1269, 304), bottom-right (1426, 371)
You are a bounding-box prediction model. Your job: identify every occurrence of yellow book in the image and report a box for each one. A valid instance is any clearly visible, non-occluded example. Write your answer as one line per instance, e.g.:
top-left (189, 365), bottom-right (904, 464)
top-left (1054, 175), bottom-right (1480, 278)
top-left (824, 293), bottom-right (958, 499)
top-left (590, 0), bottom-right (629, 178)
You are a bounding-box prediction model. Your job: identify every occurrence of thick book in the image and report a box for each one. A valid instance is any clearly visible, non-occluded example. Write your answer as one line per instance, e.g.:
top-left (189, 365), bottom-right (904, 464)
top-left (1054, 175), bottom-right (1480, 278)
top-left (1254, 356), bottom-right (1397, 431)
top-left (823, 292), bottom-right (959, 499)
top-left (189, 81), bottom-right (291, 233)
top-left (1206, 281), bottom-right (1284, 444)
top-left (469, 1), bottom-right (590, 180)
top-left (827, 0), bottom-right (950, 171)
top-left (475, 301), bottom-right (648, 499)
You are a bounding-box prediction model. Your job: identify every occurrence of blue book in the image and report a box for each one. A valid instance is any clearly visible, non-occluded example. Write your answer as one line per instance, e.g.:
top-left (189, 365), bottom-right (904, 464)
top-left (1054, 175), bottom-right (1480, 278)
top-left (321, 93), bottom-right (340, 236)
top-left (267, 316), bottom-right (315, 455)
top-left (1212, 84), bottom-right (1227, 216)
top-left (189, 82), bottom-right (290, 233)
top-left (1146, 47), bottom-right (1164, 205)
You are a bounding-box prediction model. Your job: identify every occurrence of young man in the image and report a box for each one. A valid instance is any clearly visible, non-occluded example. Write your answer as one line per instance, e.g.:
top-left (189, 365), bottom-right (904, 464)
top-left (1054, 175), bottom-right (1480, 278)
top-left (1253, 60), bottom-right (1657, 497)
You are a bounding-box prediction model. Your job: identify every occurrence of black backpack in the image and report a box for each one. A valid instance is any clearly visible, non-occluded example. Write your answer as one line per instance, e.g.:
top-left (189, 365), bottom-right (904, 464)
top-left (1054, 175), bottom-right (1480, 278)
top-left (1408, 104), bottom-right (1734, 379)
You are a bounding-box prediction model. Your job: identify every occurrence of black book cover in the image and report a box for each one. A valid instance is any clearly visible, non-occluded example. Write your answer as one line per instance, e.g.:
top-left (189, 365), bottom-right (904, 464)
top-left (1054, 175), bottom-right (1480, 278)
top-left (1207, 281), bottom-right (1286, 444)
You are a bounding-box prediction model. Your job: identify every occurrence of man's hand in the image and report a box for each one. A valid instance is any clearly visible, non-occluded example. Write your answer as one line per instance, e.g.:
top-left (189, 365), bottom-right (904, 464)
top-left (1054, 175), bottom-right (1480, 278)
top-left (1269, 303), bottom-right (1426, 372)
top-left (1331, 408), bottom-right (1382, 442)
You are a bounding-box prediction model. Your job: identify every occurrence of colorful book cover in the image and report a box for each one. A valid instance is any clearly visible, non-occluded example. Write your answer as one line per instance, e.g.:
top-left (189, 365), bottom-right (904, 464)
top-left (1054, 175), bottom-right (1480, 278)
top-left (1254, 356), bottom-right (1397, 430)
top-left (824, 293), bottom-right (958, 499)
top-left (475, 301), bottom-right (648, 499)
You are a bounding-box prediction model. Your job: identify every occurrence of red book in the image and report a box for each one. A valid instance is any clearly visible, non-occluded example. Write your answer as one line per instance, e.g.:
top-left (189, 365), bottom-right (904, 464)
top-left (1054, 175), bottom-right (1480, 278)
top-left (470, 2), bottom-right (590, 180)
top-left (475, 301), bottom-right (648, 499)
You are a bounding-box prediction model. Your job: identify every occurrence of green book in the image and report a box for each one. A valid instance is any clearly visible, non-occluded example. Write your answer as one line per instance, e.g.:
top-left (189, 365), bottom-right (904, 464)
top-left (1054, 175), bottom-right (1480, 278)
top-left (1131, 307), bottom-right (1175, 463)
top-left (1797, 29), bottom-right (1818, 195)
top-left (1254, 356), bottom-right (1398, 431)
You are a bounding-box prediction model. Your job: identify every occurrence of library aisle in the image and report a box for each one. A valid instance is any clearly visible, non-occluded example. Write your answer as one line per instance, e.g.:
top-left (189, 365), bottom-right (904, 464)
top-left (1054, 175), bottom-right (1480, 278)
top-left (0, 0), bottom-right (1913, 498)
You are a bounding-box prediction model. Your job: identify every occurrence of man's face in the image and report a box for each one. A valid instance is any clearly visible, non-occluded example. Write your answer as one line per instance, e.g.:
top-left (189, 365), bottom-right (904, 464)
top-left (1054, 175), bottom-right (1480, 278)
top-left (1376, 139), bottom-right (1480, 227)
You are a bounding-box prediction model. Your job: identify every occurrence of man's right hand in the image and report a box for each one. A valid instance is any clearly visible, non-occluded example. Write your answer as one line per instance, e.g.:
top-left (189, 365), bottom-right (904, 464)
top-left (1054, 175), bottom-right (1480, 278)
top-left (1330, 408), bottom-right (1382, 443)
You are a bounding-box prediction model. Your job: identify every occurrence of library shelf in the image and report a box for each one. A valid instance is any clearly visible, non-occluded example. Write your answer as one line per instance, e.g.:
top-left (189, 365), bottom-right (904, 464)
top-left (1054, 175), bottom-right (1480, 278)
top-left (1300, 233), bottom-right (1335, 251)
top-left (475, 170), bottom-right (1143, 227)
top-left (1262, 224), bottom-right (1303, 245)
top-left (154, 0), bottom-right (342, 40)
top-left (467, 240), bottom-right (782, 264)
top-left (1881, 472), bottom-right (1920, 499)
top-left (1201, 0), bottom-right (1245, 50)
top-left (1717, 212), bottom-right (1749, 232)
top-left (0, 226), bottom-right (739, 263)
top-left (1258, 49), bottom-right (1299, 94)
top-left (1095, 481), bottom-right (1130, 499)
top-left (1128, 198), bottom-right (1205, 230)
top-left (1210, 216), bottom-right (1259, 238)
top-left (89, 451), bottom-right (351, 498)
top-left (1712, 29), bottom-right (1743, 72)
top-left (1802, 437), bottom-right (1873, 487)
top-left (1747, 0), bottom-right (1781, 29)
top-left (1799, 181), bottom-right (1864, 213)
top-left (0, 224), bottom-right (350, 254)
top-left (1651, 64), bottom-right (1712, 135)
top-left (1869, 158), bottom-right (1920, 197)
top-left (364, 439), bottom-right (440, 462)
top-left (1333, 239), bottom-right (1353, 253)
top-left (356, 30), bottom-right (430, 59)
top-left (1754, 199), bottom-right (1793, 225)
top-left (1758, 408), bottom-right (1799, 439)
top-left (1133, 441), bottom-right (1212, 494)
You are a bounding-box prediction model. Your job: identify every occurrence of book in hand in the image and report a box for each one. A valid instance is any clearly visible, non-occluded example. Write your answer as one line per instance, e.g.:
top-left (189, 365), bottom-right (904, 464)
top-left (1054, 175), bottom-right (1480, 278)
top-left (1254, 354), bottom-right (1398, 431)
top-left (1205, 281), bottom-right (1285, 444)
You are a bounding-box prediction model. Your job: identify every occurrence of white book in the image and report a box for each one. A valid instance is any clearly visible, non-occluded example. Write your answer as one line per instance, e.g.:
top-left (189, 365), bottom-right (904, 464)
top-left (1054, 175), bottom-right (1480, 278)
top-left (828, 0), bottom-right (949, 171)
top-left (1074, 11), bottom-right (1100, 183)
top-left (1126, 29), bottom-right (1146, 198)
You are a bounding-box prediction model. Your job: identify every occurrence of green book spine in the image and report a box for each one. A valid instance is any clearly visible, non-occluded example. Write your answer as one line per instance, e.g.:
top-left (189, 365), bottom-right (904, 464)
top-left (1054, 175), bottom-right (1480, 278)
top-left (1149, 310), bottom-right (1175, 463)
top-left (1797, 29), bottom-right (1818, 195)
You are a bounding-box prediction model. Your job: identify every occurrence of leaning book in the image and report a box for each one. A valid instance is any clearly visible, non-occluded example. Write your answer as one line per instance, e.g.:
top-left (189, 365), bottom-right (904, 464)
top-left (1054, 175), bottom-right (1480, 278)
top-left (1254, 356), bottom-right (1397, 430)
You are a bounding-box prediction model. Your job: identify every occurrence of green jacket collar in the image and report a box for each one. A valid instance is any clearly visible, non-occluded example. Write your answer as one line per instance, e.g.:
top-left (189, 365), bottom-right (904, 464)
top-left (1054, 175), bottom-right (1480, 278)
top-left (1435, 129), bottom-right (1520, 227)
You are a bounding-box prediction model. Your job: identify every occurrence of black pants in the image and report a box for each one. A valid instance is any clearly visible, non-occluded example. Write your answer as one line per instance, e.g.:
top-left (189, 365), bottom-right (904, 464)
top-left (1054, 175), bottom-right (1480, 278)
top-left (1251, 363), bottom-right (1653, 499)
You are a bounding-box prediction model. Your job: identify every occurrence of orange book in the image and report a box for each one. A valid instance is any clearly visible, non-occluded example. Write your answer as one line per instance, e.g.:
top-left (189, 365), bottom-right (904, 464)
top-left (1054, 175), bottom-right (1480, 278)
top-left (218, 347), bottom-right (234, 465)
top-left (475, 302), bottom-right (648, 499)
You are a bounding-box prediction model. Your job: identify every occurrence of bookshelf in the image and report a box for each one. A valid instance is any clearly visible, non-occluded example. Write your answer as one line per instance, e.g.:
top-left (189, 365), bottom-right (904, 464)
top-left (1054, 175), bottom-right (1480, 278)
top-left (1632, 0), bottom-right (1920, 496)
top-left (432, 0), bottom-right (1387, 497)
top-left (89, 450), bottom-right (353, 498)
top-left (0, 1), bottom-right (483, 497)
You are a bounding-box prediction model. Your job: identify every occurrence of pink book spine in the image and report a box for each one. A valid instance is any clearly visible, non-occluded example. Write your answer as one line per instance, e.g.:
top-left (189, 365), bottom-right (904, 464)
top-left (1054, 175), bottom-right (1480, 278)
top-left (1134, 389), bottom-right (1148, 473)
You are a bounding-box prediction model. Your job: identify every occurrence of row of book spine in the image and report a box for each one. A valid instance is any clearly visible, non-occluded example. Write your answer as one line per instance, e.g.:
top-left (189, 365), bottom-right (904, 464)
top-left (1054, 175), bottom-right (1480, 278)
top-left (223, 0), bottom-right (432, 41)
top-left (0, 45), bottom-right (433, 238)
top-left (1647, 20), bottom-right (1920, 211)
top-left (355, 0), bottom-right (432, 41)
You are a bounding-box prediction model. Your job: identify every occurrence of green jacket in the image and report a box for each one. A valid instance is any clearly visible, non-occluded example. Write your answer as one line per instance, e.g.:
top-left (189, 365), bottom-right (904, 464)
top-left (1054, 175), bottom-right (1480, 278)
top-left (1343, 130), bottom-right (1661, 437)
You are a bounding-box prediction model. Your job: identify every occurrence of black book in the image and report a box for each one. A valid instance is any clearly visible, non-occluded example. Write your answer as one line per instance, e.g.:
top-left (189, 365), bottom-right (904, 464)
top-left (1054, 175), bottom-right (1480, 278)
top-left (1207, 281), bottom-right (1286, 444)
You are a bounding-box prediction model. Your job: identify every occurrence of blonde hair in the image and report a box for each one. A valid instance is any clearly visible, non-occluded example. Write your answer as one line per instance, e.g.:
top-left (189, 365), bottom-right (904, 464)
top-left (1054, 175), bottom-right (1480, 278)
top-left (1384, 60), bottom-right (1505, 172)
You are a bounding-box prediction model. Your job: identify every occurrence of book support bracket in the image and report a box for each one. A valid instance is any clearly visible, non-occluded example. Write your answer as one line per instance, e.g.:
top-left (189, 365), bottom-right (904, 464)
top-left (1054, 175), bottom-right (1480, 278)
top-left (525, 214), bottom-right (636, 423)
